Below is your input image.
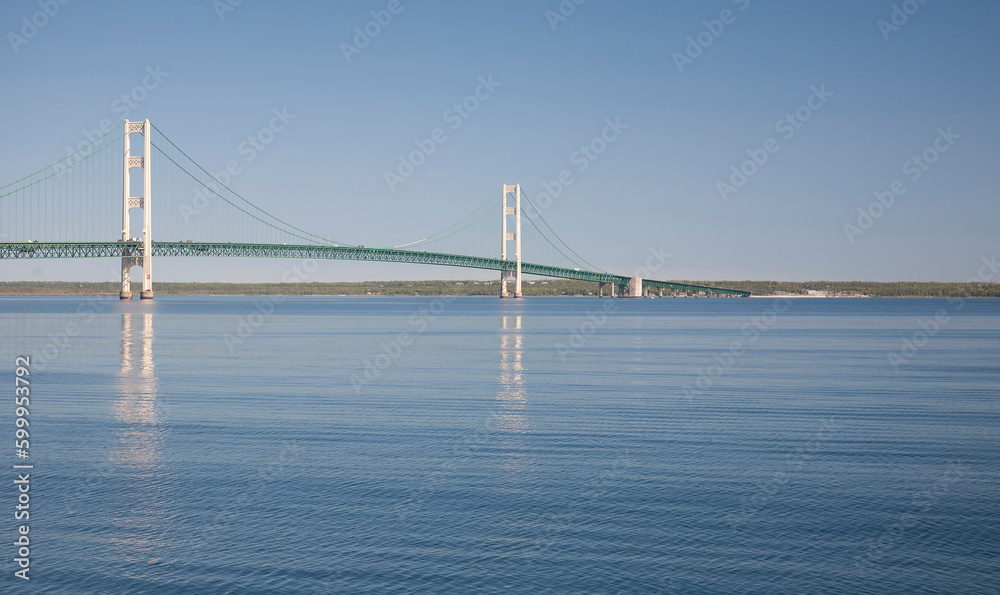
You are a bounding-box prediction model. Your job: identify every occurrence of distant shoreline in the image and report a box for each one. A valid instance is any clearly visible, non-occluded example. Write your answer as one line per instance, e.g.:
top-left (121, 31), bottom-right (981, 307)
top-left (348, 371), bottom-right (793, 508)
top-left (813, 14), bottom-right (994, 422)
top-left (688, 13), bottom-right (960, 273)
top-left (1, 280), bottom-right (998, 298)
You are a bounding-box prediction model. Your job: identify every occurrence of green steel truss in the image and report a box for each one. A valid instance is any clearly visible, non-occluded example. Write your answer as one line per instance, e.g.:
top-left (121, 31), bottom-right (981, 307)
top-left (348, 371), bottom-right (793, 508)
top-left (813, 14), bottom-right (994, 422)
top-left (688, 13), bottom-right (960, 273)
top-left (0, 242), bottom-right (750, 297)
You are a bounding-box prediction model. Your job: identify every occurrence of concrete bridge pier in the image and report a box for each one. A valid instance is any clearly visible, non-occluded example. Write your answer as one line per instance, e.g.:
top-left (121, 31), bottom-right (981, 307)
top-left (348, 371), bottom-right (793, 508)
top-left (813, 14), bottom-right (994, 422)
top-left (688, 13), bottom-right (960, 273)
top-left (629, 276), bottom-right (643, 298)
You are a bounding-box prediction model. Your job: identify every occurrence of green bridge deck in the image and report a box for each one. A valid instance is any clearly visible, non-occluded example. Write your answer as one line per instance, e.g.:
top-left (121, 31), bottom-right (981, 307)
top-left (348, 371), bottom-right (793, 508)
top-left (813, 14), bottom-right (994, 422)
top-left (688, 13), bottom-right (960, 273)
top-left (0, 242), bottom-right (751, 297)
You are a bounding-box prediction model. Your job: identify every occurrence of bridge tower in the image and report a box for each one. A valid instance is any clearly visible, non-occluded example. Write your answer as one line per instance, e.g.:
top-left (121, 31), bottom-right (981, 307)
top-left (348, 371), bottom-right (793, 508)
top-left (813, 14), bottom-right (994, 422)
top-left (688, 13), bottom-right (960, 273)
top-left (120, 119), bottom-right (153, 300)
top-left (500, 183), bottom-right (522, 298)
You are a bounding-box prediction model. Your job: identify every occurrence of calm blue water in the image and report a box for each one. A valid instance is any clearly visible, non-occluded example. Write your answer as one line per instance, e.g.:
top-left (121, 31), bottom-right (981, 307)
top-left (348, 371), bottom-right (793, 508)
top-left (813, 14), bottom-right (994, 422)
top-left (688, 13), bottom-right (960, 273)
top-left (1, 296), bottom-right (998, 594)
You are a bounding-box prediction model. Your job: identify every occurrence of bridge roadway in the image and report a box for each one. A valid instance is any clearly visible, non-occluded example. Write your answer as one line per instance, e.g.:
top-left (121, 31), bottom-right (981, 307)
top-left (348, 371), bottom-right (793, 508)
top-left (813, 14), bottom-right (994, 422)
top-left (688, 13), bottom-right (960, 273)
top-left (0, 241), bottom-right (751, 297)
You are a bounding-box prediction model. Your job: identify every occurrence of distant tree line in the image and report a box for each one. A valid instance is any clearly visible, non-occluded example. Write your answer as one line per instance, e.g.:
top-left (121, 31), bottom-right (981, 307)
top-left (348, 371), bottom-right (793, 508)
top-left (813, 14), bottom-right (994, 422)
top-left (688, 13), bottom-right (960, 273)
top-left (678, 280), bottom-right (1000, 298)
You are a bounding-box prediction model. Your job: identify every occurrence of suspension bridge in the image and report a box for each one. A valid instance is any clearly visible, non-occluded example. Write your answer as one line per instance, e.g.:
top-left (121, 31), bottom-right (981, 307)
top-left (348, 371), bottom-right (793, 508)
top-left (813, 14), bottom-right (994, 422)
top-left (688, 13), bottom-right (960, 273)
top-left (0, 120), bottom-right (749, 299)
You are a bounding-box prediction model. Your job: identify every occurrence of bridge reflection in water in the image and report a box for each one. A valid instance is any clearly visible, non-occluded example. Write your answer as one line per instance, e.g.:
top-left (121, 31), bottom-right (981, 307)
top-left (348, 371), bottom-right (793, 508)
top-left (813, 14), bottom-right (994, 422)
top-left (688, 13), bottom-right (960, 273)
top-left (109, 312), bottom-right (171, 575)
top-left (114, 313), bottom-right (165, 456)
top-left (494, 315), bottom-right (530, 475)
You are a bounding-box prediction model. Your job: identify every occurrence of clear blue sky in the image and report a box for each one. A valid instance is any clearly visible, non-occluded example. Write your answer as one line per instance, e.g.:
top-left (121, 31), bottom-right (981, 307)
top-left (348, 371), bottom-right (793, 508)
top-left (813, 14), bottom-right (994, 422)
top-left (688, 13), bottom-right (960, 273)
top-left (1, 0), bottom-right (998, 283)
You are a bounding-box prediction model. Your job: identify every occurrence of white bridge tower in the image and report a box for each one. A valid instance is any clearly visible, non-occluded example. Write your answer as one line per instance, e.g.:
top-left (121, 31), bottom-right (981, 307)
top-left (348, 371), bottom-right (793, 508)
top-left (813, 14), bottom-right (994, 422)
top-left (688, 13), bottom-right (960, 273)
top-left (500, 184), bottom-right (522, 298)
top-left (120, 119), bottom-right (153, 300)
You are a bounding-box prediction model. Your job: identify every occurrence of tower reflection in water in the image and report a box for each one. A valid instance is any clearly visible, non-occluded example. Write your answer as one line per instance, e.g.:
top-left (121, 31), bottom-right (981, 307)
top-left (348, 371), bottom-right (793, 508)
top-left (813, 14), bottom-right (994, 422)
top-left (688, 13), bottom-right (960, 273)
top-left (495, 315), bottom-right (530, 474)
top-left (110, 312), bottom-right (170, 573)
